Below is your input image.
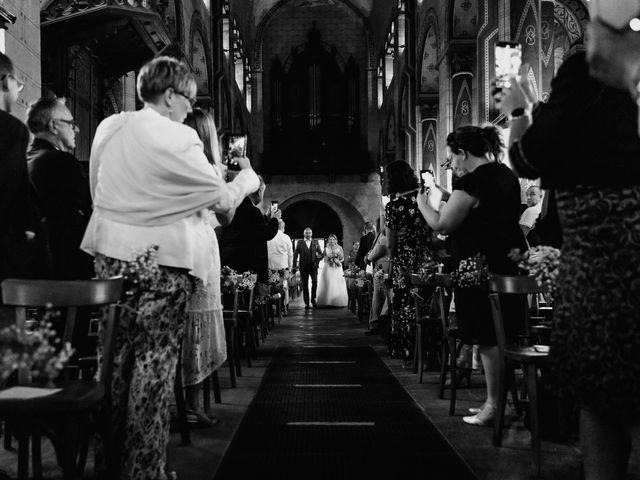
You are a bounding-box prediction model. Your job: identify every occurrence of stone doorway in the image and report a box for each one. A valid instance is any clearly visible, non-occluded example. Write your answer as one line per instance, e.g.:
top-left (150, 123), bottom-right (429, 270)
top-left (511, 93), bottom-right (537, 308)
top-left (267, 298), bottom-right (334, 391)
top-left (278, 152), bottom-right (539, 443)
top-left (282, 200), bottom-right (343, 245)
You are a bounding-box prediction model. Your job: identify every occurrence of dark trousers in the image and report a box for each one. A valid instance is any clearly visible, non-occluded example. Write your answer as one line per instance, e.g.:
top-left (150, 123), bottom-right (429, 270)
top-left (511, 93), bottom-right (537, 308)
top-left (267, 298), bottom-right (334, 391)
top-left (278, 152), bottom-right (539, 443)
top-left (301, 269), bottom-right (318, 305)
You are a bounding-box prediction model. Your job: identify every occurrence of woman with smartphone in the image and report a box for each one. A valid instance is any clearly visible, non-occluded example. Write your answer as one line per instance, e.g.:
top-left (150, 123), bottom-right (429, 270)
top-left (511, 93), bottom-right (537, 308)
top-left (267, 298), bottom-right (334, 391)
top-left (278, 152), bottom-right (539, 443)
top-left (496, 47), bottom-right (640, 478)
top-left (416, 125), bottom-right (526, 426)
top-left (384, 160), bottom-right (433, 363)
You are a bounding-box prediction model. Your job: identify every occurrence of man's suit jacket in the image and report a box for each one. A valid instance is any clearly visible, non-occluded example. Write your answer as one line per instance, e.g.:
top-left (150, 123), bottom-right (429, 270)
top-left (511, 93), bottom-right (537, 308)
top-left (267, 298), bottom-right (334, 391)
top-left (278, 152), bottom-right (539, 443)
top-left (218, 197), bottom-right (279, 284)
top-left (293, 239), bottom-right (323, 273)
top-left (355, 231), bottom-right (375, 270)
top-left (0, 111), bottom-right (48, 280)
top-left (28, 139), bottom-right (93, 279)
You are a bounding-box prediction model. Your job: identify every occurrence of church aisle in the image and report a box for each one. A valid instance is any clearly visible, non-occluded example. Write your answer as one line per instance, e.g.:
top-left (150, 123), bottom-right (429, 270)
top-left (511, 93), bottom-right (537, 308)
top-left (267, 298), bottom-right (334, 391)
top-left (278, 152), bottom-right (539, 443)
top-left (212, 340), bottom-right (475, 480)
top-left (167, 297), bottom-right (583, 480)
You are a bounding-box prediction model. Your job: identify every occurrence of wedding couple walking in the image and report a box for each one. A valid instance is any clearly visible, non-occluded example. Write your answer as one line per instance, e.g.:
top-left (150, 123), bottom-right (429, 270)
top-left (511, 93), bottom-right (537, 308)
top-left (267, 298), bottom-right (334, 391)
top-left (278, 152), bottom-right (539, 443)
top-left (293, 227), bottom-right (348, 309)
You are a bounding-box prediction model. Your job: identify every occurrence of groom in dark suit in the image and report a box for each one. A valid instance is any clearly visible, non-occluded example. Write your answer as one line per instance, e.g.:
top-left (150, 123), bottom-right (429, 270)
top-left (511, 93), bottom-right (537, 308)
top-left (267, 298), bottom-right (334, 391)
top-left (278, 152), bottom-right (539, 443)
top-left (293, 227), bottom-right (323, 310)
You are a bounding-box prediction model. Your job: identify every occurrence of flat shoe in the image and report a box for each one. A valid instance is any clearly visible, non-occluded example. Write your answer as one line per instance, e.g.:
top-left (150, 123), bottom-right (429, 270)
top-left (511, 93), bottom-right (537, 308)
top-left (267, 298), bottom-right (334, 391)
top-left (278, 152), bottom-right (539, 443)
top-left (463, 405), bottom-right (496, 426)
top-left (468, 406), bottom-right (484, 414)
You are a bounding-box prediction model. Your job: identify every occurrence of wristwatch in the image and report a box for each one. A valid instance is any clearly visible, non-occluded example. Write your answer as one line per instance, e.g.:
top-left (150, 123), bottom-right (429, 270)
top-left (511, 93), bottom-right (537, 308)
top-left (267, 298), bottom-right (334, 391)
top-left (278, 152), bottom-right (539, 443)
top-left (509, 107), bottom-right (526, 120)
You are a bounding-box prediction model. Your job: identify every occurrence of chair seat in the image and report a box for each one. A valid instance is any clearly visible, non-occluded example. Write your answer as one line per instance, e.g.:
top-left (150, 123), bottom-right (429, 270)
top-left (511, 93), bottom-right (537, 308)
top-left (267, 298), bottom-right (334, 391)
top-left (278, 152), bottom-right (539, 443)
top-left (504, 347), bottom-right (550, 363)
top-left (0, 381), bottom-right (104, 416)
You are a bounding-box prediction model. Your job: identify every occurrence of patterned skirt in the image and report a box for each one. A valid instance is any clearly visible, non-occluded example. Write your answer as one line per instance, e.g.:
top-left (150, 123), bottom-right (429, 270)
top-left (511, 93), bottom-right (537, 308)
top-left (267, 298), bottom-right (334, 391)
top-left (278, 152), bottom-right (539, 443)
top-left (550, 185), bottom-right (640, 419)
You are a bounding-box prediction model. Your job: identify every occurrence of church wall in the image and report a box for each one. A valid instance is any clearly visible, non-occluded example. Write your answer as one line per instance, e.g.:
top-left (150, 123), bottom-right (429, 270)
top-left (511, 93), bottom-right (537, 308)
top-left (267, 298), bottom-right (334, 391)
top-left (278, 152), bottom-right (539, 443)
top-left (1, 0), bottom-right (41, 121)
top-left (263, 174), bottom-right (382, 253)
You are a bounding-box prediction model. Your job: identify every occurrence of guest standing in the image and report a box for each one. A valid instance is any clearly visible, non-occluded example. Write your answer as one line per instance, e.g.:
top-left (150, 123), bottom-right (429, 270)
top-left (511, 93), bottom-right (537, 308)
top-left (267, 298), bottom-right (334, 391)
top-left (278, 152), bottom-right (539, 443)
top-left (384, 161), bottom-right (433, 362)
top-left (292, 227), bottom-right (323, 309)
top-left (496, 50), bottom-right (640, 478)
top-left (181, 108), bottom-right (230, 423)
top-left (81, 57), bottom-right (259, 480)
top-left (0, 53), bottom-right (45, 286)
top-left (417, 126), bottom-right (526, 426)
top-left (267, 219), bottom-right (294, 313)
top-left (354, 222), bottom-right (375, 270)
top-left (218, 175), bottom-right (280, 285)
top-left (27, 97), bottom-right (93, 280)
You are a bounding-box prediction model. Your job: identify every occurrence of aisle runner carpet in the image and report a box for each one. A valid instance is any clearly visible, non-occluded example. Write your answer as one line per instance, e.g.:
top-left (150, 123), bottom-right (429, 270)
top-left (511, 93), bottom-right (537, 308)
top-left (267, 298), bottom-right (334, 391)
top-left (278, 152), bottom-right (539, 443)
top-left (214, 346), bottom-right (476, 480)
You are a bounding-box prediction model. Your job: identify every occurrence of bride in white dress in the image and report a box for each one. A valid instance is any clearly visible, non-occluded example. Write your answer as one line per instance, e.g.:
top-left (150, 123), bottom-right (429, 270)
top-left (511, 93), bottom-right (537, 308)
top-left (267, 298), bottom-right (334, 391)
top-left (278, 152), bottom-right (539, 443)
top-left (316, 234), bottom-right (349, 307)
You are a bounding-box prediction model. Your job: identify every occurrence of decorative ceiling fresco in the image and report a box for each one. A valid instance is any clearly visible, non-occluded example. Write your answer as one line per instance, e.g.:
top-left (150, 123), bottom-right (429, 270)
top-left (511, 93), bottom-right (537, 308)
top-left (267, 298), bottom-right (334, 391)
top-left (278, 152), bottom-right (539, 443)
top-left (452, 0), bottom-right (478, 38)
top-left (420, 26), bottom-right (438, 93)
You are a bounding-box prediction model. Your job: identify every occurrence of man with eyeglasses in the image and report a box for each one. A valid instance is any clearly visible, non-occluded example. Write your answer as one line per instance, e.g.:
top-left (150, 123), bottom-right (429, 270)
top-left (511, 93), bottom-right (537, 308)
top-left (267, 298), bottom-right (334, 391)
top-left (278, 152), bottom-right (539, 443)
top-left (0, 52), bottom-right (44, 288)
top-left (27, 97), bottom-right (93, 280)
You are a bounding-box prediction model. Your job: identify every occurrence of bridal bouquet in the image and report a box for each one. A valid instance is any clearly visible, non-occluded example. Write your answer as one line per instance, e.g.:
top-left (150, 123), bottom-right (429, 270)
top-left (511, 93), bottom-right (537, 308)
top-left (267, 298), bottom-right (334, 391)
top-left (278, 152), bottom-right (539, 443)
top-left (117, 245), bottom-right (161, 297)
top-left (509, 246), bottom-right (561, 300)
top-left (451, 254), bottom-right (490, 289)
top-left (0, 310), bottom-right (74, 386)
top-left (326, 254), bottom-right (341, 268)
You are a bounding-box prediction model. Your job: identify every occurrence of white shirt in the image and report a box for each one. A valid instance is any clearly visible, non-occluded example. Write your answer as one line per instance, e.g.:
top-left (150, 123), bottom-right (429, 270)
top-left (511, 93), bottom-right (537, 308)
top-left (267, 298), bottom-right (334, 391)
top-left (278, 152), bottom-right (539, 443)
top-left (519, 202), bottom-right (543, 229)
top-left (267, 230), bottom-right (293, 271)
top-left (305, 239), bottom-right (311, 249)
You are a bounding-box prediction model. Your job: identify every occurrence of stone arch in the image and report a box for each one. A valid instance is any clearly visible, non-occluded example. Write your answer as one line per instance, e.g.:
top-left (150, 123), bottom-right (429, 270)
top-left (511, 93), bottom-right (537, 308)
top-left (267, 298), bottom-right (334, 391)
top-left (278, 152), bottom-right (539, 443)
top-left (189, 10), bottom-right (212, 97)
top-left (280, 191), bottom-right (366, 251)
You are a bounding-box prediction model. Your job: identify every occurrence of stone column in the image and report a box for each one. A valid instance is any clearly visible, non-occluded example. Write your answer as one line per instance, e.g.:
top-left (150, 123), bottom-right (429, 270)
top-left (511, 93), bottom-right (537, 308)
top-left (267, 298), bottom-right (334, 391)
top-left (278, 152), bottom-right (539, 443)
top-left (450, 46), bottom-right (475, 130)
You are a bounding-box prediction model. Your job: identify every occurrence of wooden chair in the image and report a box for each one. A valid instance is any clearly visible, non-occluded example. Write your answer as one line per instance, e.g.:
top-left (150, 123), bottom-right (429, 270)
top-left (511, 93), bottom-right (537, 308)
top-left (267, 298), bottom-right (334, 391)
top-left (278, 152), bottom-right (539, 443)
top-left (222, 283), bottom-right (241, 387)
top-left (0, 277), bottom-right (123, 480)
top-left (409, 274), bottom-right (439, 384)
top-left (488, 274), bottom-right (550, 476)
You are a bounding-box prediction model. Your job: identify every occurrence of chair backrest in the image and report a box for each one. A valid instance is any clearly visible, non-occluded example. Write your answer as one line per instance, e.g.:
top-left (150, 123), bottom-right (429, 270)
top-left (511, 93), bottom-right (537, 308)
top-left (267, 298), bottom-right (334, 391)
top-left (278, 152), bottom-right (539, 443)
top-left (1, 277), bottom-right (123, 386)
top-left (488, 275), bottom-right (548, 355)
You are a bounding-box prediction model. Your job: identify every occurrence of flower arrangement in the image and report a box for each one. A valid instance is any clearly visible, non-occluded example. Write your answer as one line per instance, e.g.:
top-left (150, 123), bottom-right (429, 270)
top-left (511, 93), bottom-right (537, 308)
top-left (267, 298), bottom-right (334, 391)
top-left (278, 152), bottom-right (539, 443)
top-left (451, 254), bottom-right (490, 288)
top-left (0, 310), bottom-right (74, 386)
top-left (117, 245), bottom-right (161, 297)
top-left (343, 264), bottom-right (363, 279)
top-left (373, 267), bottom-right (385, 282)
top-left (268, 270), bottom-right (283, 289)
top-left (417, 253), bottom-right (442, 282)
top-left (509, 246), bottom-right (561, 300)
top-left (237, 271), bottom-right (257, 291)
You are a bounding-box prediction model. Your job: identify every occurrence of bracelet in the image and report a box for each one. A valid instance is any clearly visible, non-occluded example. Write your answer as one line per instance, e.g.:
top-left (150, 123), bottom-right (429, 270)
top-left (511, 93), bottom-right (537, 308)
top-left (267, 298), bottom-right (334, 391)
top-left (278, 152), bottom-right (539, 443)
top-left (509, 107), bottom-right (525, 120)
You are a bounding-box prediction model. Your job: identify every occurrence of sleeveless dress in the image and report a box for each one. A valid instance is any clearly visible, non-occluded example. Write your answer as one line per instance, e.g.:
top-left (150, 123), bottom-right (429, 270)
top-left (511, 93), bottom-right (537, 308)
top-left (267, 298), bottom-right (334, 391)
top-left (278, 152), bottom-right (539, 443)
top-left (316, 245), bottom-right (349, 307)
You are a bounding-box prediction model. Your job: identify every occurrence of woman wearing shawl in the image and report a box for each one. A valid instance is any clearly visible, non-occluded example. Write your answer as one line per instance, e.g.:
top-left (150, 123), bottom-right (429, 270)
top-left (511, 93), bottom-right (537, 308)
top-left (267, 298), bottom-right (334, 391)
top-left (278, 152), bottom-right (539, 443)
top-left (81, 57), bottom-right (259, 480)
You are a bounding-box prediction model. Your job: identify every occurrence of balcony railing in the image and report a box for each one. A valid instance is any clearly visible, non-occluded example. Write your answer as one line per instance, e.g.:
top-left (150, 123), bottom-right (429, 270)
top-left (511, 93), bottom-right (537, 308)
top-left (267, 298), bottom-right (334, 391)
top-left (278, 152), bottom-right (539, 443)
top-left (42, 0), bottom-right (169, 23)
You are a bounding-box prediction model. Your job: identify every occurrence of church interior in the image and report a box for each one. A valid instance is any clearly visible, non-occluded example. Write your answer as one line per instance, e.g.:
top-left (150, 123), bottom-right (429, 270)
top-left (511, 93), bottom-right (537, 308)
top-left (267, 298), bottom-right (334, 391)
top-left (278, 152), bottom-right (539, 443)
top-left (2, 0), bottom-right (639, 479)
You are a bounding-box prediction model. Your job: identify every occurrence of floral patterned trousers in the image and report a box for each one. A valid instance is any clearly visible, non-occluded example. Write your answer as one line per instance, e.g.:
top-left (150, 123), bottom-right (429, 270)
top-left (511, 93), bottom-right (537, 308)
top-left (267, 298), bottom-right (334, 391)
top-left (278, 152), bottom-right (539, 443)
top-left (95, 255), bottom-right (192, 480)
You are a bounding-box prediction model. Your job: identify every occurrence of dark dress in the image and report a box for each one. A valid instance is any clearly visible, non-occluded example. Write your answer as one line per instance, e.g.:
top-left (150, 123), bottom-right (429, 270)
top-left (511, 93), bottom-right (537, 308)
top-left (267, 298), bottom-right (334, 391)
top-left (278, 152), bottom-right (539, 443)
top-left (509, 52), bottom-right (640, 419)
top-left (385, 192), bottom-right (432, 360)
top-left (450, 162), bottom-right (527, 346)
top-left (218, 197), bottom-right (279, 284)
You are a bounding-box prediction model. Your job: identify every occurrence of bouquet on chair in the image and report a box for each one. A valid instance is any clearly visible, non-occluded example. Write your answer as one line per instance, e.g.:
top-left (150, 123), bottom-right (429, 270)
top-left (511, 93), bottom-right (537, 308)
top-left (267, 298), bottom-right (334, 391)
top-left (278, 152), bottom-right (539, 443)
top-left (221, 266), bottom-right (238, 295)
top-left (509, 246), bottom-right (561, 301)
top-left (0, 309), bottom-right (74, 386)
top-left (417, 253), bottom-right (442, 282)
top-left (451, 254), bottom-right (490, 289)
top-left (117, 245), bottom-right (161, 298)
top-left (238, 271), bottom-right (257, 291)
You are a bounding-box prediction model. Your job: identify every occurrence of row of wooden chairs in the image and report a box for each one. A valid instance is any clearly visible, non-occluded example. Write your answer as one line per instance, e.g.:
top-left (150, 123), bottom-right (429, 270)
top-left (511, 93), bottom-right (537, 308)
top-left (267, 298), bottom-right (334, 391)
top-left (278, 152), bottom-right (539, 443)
top-left (410, 273), bottom-right (552, 475)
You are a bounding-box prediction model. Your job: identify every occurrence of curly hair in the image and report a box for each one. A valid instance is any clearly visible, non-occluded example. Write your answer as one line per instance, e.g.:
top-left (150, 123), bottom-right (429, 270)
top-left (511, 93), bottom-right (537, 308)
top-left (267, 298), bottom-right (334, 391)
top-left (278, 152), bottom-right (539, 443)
top-left (385, 160), bottom-right (419, 194)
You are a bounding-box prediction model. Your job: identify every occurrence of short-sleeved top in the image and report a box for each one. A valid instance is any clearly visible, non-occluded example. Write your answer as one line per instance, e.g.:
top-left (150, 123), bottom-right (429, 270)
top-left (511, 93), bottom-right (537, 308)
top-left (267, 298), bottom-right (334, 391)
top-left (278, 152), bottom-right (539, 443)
top-left (450, 162), bottom-right (526, 274)
top-left (385, 192), bottom-right (432, 264)
top-left (519, 202), bottom-right (542, 228)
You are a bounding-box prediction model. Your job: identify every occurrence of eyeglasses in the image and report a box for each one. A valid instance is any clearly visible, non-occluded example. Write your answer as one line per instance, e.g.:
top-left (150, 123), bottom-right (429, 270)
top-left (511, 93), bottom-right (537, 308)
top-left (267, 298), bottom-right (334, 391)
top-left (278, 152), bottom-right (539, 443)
top-left (174, 90), bottom-right (197, 107)
top-left (1, 73), bottom-right (24, 93)
top-left (53, 118), bottom-right (79, 132)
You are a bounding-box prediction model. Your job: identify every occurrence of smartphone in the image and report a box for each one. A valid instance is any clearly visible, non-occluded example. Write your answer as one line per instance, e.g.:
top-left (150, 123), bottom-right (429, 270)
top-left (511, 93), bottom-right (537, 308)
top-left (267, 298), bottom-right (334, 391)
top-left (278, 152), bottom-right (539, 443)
top-left (271, 200), bottom-right (279, 214)
top-left (495, 41), bottom-right (522, 87)
top-left (225, 134), bottom-right (247, 171)
top-left (420, 169), bottom-right (435, 193)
